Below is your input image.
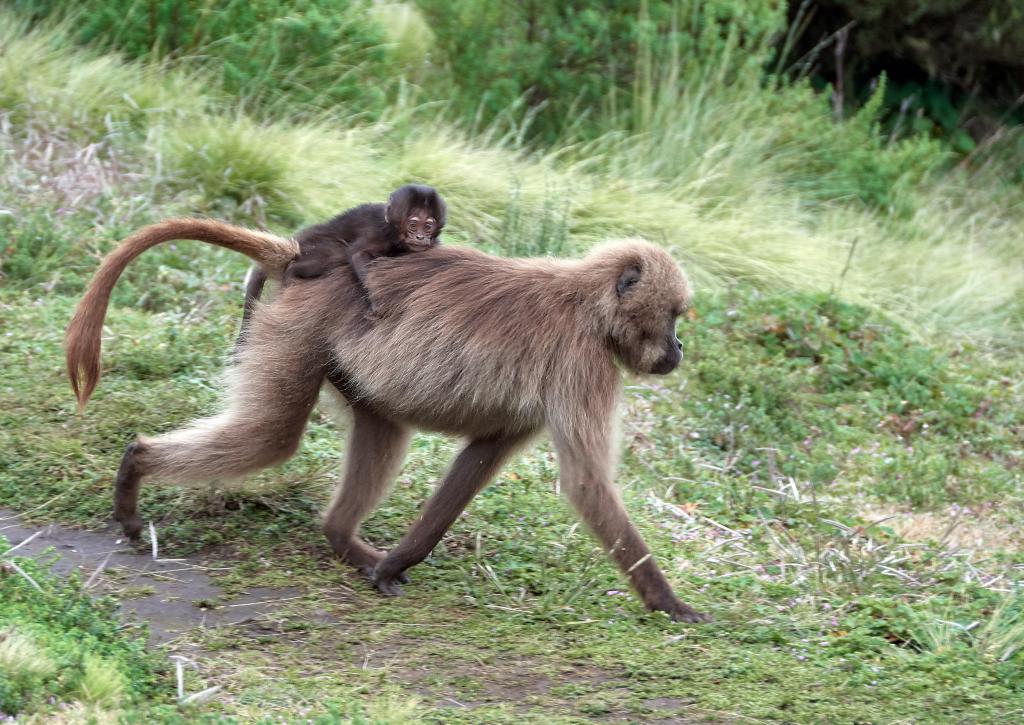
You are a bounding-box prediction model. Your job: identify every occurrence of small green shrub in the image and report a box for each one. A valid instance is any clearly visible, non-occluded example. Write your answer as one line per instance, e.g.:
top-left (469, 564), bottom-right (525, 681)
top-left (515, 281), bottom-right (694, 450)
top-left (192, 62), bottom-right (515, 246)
top-left (0, 538), bottom-right (165, 718)
top-left (773, 76), bottom-right (949, 214)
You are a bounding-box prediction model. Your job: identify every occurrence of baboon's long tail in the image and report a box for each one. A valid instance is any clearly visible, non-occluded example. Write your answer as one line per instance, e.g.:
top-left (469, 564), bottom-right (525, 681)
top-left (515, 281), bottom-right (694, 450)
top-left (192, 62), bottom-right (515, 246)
top-left (65, 218), bottom-right (299, 409)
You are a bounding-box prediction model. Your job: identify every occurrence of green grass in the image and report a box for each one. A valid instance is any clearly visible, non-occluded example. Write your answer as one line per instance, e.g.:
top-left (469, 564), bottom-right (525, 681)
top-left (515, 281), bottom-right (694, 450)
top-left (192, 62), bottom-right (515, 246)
top-left (1, 8), bottom-right (1023, 723)
top-left (2, 271), bottom-right (1022, 720)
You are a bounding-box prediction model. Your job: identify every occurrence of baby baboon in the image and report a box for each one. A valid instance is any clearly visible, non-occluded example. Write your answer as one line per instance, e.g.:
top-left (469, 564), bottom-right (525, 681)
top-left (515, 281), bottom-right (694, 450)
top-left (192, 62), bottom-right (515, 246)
top-left (65, 219), bottom-right (707, 623)
top-left (240, 184), bottom-right (445, 334)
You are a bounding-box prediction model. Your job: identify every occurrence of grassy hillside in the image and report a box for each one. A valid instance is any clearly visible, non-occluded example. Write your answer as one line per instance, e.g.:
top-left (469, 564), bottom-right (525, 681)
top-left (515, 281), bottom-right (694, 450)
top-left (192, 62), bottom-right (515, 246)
top-left (1, 7), bottom-right (1022, 723)
top-left (1, 10), bottom-right (1022, 343)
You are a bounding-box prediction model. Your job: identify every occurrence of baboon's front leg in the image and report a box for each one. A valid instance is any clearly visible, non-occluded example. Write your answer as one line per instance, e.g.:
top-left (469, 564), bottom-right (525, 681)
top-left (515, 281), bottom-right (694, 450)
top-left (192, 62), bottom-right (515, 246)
top-left (551, 426), bottom-right (710, 623)
top-left (371, 433), bottom-right (528, 595)
top-left (322, 405), bottom-right (412, 576)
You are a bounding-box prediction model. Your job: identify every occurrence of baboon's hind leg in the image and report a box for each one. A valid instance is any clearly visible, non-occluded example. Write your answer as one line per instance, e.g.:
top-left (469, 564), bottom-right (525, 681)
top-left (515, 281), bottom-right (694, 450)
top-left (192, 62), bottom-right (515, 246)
top-left (235, 267), bottom-right (268, 349)
top-left (322, 405), bottom-right (412, 576)
top-left (113, 351), bottom-right (324, 540)
top-left (113, 441), bottom-right (147, 539)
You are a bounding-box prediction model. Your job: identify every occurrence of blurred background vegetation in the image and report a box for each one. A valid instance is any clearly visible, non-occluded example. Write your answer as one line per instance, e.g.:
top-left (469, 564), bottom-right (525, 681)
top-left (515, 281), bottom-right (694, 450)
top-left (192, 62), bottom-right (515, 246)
top-left (2, 0), bottom-right (1021, 346)
top-left (11, 0), bottom-right (1024, 190)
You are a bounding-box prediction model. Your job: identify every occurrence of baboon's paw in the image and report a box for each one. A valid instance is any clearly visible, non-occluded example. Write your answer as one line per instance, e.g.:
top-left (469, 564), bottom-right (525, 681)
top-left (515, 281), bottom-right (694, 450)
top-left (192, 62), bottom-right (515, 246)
top-left (664, 600), bottom-right (712, 624)
top-left (117, 515), bottom-right (144, 542)
top-left (371, 568), bottom-right (407, 596)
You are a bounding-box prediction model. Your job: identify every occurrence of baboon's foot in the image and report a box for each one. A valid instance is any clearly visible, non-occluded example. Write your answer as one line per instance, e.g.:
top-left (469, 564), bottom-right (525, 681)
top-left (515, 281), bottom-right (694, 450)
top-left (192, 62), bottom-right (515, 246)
top-left (115, 513), bottom-right (144, 541)
top-left (656, 596), bottom-right (712, 624)
top-left (326, 533), bottom-right (408, 583)
top-left (371, 567), bottom-right (406, 597)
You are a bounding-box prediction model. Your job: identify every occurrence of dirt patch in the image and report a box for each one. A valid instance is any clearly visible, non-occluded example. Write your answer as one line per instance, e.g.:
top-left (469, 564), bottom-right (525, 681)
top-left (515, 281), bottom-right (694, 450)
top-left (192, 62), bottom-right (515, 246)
top-left (862, 504), bottom-right (1022, 553)
top-left (0, 508), bottom-right (304, 644)
top-left (1, 510), bottom-right (712, 721)
top-left (353, 638), bottom-right (713, 722)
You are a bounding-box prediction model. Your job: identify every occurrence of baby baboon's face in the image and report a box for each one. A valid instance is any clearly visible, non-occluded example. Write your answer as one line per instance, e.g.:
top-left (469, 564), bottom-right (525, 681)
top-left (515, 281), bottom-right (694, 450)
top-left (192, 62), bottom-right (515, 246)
top-left (403, 208), bottom-right (440, 251)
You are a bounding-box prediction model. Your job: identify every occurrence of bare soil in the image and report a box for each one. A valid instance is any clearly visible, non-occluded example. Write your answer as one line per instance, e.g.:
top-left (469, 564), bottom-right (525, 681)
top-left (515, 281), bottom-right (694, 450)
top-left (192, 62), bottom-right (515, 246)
top-left (1, 508), bottom-right (299, 644)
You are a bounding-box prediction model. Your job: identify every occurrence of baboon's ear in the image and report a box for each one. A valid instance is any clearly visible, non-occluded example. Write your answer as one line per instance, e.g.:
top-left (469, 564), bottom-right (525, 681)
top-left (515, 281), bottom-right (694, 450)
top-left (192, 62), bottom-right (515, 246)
top-left (386, 187), bottom-right (412, 225)
top-left (432, 192), bottom-right (447, 227)
top-left (616, 264), bottom-right (642, 297)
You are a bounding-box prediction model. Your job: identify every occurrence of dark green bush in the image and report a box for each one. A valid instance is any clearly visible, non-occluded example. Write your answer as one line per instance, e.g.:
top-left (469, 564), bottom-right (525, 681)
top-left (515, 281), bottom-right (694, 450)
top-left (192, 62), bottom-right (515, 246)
top-left (784, 2), bottom-right (1024, 189)
top-left (417, 0), bottom-right (785, 144)
top-left (15, 0), bottom-right (399, 116)
top-left (726, 289), bottom-right (986, 428)
top-left (679, 286), bottom-right (1018, 501)
top-left (788, 0), bottom-right (1024, 144)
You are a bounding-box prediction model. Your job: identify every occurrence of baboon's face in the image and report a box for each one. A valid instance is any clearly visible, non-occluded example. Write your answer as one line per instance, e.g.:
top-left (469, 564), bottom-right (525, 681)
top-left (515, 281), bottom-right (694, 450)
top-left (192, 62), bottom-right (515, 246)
top-left (647, 308), bottom-right (685, 375)
top-left (402, 207), bottom-right (440, 251)
top-left (608, 257), bottom-right (692, 376)
top-left (386, 185), bottom-right (446, 251)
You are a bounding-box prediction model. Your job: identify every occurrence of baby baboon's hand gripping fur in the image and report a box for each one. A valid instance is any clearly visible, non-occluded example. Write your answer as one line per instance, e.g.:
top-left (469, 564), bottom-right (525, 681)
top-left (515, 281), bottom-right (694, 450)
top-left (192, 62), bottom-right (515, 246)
top-left (66, 220), bottom-right (708, 623)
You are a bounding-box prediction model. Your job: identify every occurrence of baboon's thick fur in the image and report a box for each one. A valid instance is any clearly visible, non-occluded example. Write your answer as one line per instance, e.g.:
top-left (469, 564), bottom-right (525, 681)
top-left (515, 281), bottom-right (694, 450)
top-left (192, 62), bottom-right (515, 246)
top-left (66, 219), bottom-right (707, 622)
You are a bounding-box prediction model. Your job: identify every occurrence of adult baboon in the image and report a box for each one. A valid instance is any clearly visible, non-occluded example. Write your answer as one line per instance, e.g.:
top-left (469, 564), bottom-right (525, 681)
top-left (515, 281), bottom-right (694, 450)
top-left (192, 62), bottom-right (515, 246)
top-left (65, 219), bottom-right (707, 622)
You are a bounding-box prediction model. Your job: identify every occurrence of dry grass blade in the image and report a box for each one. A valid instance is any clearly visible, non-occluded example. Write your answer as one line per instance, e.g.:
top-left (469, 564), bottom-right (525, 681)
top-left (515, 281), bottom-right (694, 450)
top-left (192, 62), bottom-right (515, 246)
top-left (149, 522), bottom-right (158, 560)
top-left (84, 551), bottom-right (114, 589)
top-left (6, 560), bottom-right (42, 592)
top-left (6, 530), bottom-right (41, 554)
top-left (181, 685), bottom-right (222, 705)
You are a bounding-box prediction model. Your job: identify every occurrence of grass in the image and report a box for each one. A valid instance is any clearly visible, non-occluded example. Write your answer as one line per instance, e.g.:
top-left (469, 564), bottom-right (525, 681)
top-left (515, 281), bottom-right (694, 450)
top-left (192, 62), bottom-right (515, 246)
top-left (1, 8), bottom-right (1022, 723)
top-left (2, 273), bottom-right (1022, 720)
top-left (0, 540), bottom-right (166, 720)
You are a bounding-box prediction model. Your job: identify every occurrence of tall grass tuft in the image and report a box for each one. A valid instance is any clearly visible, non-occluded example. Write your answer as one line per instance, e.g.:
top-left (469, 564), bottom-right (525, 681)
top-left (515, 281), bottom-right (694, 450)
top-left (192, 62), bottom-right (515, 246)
top-left (0, 627), bottom-right (56, 681)
top-left (75, 654), bottom-right (126, 708)
top-left (1, 7), bottom-right (1021, 346)
top-left (0, 13), bottom-right (205, 133)
top-left (973, 590), bottom-right (1024, 663)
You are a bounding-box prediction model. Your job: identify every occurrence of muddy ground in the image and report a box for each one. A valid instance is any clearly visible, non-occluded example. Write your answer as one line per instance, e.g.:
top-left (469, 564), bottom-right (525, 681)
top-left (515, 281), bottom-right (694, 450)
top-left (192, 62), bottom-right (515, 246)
top-left (1, 508), bottom-right (299, 644)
